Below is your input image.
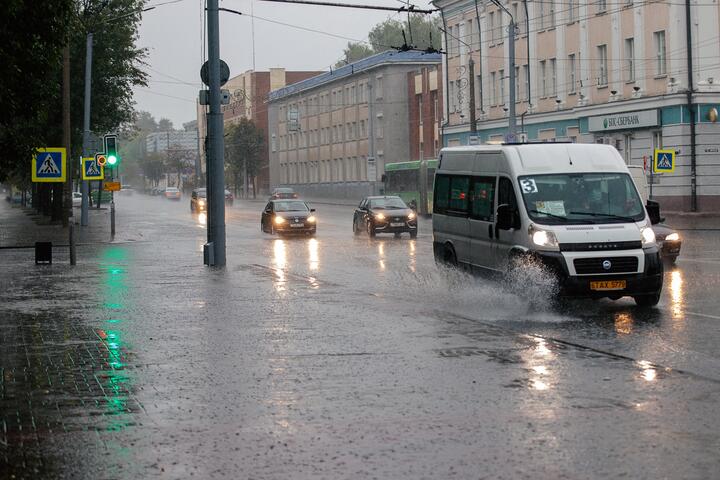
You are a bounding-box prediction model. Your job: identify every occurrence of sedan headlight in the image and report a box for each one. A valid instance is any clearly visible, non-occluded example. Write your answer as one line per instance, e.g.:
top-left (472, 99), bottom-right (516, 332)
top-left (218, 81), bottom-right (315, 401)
top-left (407, 212), bottom-right (416, 220)
top-left (198, 199), bottom-right (205, 206)
top-left (665, 232), bottom-right (680, 242)
top-left (274, 216), bottom-right (286, 225)
top-left (529, 225), bottom-right (559, 250)
top-left (307, 216), bottom-right (316, 223)
top-left (375, 213), bottom-right (386, 221)
top-left (641, 227), bottom-right (656, 246)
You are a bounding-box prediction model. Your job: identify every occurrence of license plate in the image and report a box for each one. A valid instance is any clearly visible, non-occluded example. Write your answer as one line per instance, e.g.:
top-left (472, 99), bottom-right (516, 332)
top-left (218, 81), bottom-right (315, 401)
top-left (590, 280), bottom-right (626, 291)
top-left (390, 222), bottom-right (405, 227)
top-left (290, 223), bottom-right (304, 228)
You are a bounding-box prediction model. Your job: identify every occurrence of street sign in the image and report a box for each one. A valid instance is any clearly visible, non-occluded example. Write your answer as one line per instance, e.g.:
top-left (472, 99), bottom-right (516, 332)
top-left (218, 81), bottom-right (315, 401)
top-left (96, 153), bottom-right (107, 167)
top-left (653, 149), bottom-right (675, 173)
top-left (81, 157), bottom-right (104, 180)
top-left (32, 147), bottom-right (66, 182)
top-left (103, 181), bottom-right (121, 192)
top-left (200, 59), bottom-right (230, 87)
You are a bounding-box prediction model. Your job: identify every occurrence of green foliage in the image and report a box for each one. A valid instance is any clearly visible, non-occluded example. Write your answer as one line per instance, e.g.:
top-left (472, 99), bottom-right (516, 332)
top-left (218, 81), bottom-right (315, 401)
top-left (336, 14), bottom-right (442, 67)
top-left (0, 0), bottom-right (74, 183)
top-left (225, 118), bottom-right (264, 195)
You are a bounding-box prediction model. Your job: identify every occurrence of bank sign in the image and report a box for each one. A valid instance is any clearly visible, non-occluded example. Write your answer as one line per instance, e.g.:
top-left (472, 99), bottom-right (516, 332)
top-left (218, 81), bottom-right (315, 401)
top-left (588, 110), bottom-right (659, 132)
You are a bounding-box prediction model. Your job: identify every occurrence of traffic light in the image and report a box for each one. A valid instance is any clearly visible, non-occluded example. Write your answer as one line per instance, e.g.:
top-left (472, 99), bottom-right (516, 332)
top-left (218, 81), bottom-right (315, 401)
top-left (105, 135), bottom-right (119, 166)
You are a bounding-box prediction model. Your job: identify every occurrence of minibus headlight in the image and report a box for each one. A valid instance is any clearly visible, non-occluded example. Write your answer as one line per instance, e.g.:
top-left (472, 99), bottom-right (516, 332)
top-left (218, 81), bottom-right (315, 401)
top-left (641, 227), bottom-right (656, 246)
top-left (529, 226), bottom-right (559, 250)
top-left (665, 232), bottom-right (680, 242)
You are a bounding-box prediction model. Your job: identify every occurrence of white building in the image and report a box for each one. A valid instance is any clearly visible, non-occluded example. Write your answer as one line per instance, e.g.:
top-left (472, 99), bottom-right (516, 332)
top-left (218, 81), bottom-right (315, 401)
top-left (145, 130), bottom-right (198, 154)
top-left (435, 0), bottom-right (720, 211)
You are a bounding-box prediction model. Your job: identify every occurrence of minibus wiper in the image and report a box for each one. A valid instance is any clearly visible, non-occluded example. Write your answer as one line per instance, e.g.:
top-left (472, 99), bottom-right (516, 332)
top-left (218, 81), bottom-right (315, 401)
top-left (569, 211), bottom-right (636, 222)
top-left (528, 209), bottom-right (568, 222)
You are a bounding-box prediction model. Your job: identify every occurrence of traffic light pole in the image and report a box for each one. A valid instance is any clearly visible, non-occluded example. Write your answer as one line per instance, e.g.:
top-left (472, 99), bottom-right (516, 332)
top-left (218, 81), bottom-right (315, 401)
top-left (205, 0), bottom-right (227, 266)
top-left (80, 32), bottom-right (93, 226)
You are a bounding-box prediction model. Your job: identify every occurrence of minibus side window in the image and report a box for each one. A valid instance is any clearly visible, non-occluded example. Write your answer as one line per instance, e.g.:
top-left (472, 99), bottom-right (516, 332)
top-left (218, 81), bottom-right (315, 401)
top-left (470, 176), bottom-right (495, 221)
top-left (448, 176), bottom-right (470, 213)
top-left (498, 177), bottom-right (520, 228)
top-left (434, 175), bottom-right (450, 213)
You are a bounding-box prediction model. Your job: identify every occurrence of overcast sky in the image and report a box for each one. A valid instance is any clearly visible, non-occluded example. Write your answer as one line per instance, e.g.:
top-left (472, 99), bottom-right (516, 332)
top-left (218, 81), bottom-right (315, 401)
top-left (132, 0), bottom-right (434, 127)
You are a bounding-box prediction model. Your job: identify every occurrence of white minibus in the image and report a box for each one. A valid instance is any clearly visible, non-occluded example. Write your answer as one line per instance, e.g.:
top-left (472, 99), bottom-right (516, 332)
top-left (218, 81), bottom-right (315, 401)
top-left (432, 144), bottom-right (664, 306)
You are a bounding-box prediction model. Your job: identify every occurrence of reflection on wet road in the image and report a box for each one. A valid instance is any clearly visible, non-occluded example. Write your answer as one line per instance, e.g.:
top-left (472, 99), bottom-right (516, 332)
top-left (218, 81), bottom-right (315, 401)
top-left (2, 195), bottom-right (720, 479)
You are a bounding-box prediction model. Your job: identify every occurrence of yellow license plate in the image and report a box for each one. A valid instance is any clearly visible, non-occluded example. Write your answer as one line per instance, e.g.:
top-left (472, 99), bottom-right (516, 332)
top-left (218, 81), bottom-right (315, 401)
top-left (590, 280), bottom-right (626, 291)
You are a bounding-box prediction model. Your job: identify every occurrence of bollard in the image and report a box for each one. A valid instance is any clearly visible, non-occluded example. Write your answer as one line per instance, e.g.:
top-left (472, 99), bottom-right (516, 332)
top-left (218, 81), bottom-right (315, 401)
top-left (69, 223), bottom-right (76, 265)
top-left (110, 200), bottom-right (115, 238)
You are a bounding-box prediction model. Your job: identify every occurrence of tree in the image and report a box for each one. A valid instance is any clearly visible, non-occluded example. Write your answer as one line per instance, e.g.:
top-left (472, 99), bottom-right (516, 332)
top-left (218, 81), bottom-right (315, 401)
top-left (139, 152), bottom-right (165, 187)
top-left (225, 119), bottom-right (264, 199)
top-left (165, 144), bottom-right (194, 188)
top-left (335, 14), bottom-right (442, 66)
top-left (158, 118), bottom-right (174, 132)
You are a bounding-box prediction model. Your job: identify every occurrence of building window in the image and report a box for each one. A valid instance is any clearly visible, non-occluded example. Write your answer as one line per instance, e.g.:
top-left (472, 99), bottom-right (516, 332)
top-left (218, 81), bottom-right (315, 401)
top-left (596, 0), bottom-right (607, 13)
top-left (271, 134), bottom-right (277, 152)
top-left (491, 72), bottom-right (497, 105)
top-left (568, 54), bottom-right (576, 93)
top-left (466, 19), bottom-right (474, 50)
top-left (515, 66), bottom-right (520, 100)
top-left (433, 92), bottom-right (439, 122)
top-left (523, 64), bottom-right (530, 101)
top-left (624, 134), bottom-right (632, 164)
top-left (489, 12), bottom-right (496, 43)
top-left (475, 74), bottom-right (483, 111)
top-left (549, 0), bottom-right (556, 27)
top-left (654, 30), bottom-right (666, 75)
top-left (539, 1), bottom-right (545, 30)
top-left (376, 117), bottom-right (384, 139)
top-left (540, 60), bottom-right (547, 97)
top-left (568, 0), bottom-right (577, 23)
top-left (418, 97), bottom-right (424, 124)
top-left (597, 44), bottom-right (608, 86)
top-left (625, 38), bottom-right (635, 82)
top-left (499, 69), bottom-right (505, 105)
top-left (550, 58), bottom-right (557, 96)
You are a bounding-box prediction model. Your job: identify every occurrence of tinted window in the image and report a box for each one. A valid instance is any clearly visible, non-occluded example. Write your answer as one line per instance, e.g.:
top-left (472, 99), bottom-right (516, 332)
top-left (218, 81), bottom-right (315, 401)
top-left (499, 177), bottom-right (520, 228)
top-left (471, 177), bottom-right (495, 221)
top-left (448, 176), bottom-right (469, 211)
top-left (434, 175), bottom-right (450, 211)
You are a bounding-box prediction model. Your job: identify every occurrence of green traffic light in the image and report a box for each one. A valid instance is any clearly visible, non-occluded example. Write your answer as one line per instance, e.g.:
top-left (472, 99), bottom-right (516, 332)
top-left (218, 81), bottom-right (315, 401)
top-left (107, 155), bottom-right (118, 166)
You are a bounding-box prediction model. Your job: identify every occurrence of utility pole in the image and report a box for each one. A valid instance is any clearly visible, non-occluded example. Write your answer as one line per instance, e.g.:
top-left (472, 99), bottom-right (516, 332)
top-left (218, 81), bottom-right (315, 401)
top-left (81, 32), bottom-right (93, 226)
top-left (367, 81), bottom-right (376, 195)
top-left (468, 58), bottom-right (477, 134)
top-left (205, 0), bottom-right (227, 266)
top-left (508, 18), bottom-right (517, 138)
top-left (62, 43), bottom-right (72, 227)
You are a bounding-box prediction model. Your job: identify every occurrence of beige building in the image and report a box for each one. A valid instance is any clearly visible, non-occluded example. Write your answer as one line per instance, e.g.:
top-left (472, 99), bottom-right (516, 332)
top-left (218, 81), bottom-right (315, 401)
top-left (435, 0), bottom-right (720, 211)
top-left (267, 50), bottom-right (442, 200)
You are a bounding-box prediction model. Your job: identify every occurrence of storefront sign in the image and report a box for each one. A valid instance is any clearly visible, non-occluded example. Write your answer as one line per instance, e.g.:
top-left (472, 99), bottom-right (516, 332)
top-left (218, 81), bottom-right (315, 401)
top-left (588, 110), bottom-right (659, 132)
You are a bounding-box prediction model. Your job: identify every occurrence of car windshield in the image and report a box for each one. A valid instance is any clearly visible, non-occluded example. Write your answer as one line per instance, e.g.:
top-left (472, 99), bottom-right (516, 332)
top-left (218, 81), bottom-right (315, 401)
top-left (275, 188), bottom-right (294, 193)
top-left (369, 197), bottom-right (407, 209)
top-left (518, 173), bottom-right (645, 225)
top-left (196, 189), bottom-right (206, 197)
top-left (274, 201), bottom-right (308, 212)
top-left (166, 188), bottom-right (179, 192)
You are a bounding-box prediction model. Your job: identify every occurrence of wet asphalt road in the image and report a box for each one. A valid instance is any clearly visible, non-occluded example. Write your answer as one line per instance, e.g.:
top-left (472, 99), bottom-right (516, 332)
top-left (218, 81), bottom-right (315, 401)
top-left (2, 194), bottom-right (720, 479)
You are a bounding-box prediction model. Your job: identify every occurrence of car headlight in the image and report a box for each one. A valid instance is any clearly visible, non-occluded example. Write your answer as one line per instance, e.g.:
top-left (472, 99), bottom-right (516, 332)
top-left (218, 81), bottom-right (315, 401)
top-left (274, 216), bottom-right (286, 225)
top-left (641, 227), bottom-right (656, 246)
top-left (529, 225), bottom-right (559, 250)
top-left (665, 232), bottom-right (680, 242)
top-left (198, 199), bottom-right (205, 206)
top-left (375, 213), bottom-right (385, 221)
top-left (307, 216), bottom-right (316, 223)
top-left (407, 212), bottom-right (416, 220)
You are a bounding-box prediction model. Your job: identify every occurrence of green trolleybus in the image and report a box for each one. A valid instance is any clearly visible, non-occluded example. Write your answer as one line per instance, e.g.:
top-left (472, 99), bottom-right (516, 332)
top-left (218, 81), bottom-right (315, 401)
top-left (383, 159), bottom-right (438, 214)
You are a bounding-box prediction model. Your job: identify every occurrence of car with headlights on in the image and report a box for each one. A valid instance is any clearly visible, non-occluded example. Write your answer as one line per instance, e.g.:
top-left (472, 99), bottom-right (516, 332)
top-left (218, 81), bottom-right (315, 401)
top-left (653, 224), bottom-right (682, 264)
top-left (353, 195), bottom-right (418, 238)
top-left (190, 188), bottom-right (207, 212)
top-left (261, 199), bottom-right (316, 235)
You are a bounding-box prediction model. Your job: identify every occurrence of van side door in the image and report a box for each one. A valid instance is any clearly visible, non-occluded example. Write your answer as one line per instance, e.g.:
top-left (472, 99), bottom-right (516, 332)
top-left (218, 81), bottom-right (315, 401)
top-left (494, 176), bottom-right (523, 271)
top-left (469, 176), bottom-right (498, 271)
top-left (434, 173), bottom-right (471, 265)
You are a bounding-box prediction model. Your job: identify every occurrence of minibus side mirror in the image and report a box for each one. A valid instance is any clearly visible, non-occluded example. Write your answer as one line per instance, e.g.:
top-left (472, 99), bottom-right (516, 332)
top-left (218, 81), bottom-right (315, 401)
top-left (646, 200), bottom-right (662, 225)
top-left (496, 204), bottom-right (513, 230)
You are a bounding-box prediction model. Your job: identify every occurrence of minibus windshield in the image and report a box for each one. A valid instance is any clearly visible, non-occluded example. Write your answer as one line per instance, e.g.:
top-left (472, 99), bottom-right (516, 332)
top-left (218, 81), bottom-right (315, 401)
top-left (518, 172), bottom-right (645, 225)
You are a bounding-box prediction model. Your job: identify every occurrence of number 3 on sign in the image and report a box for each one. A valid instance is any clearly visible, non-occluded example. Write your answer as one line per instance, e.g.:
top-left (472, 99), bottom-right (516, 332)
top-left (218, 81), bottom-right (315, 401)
top-left (520, 179), bottom-right (538, 193)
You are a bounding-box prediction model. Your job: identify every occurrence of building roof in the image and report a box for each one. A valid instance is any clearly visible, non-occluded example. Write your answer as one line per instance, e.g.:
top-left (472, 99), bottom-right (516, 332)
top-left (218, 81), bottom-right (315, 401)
top-left (267, 50), bottom-right (442, 103)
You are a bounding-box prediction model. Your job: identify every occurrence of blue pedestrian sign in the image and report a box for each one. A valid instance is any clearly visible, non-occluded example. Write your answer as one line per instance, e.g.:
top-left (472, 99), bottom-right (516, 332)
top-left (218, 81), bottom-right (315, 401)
top-left (32, 148), bottom-right (66, 182)
top-left (81, 156), bottom-right (104, 180)
top-left (653, 149), bottom-right (675, 173)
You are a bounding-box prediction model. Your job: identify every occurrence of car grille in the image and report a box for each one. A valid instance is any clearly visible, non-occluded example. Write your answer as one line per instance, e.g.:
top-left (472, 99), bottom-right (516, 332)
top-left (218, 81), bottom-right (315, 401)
top-left (573, 256), bottom-right (639, 274)
top-left (560, 241), bottom-right (642, 252)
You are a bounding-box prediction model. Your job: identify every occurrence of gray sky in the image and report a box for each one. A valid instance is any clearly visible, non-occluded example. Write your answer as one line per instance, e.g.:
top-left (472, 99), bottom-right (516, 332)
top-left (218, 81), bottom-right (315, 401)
top-left (132, 0), bottom-right (434, 127)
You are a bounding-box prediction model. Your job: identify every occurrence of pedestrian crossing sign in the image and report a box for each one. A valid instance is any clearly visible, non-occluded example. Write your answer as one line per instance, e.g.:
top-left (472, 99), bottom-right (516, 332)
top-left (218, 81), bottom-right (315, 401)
top-left (81, 156), bottom-right (104, 180)
top-left (653, 149), bottom-right (675, 173)
top-left (32, 148), bottom-right (66, 182)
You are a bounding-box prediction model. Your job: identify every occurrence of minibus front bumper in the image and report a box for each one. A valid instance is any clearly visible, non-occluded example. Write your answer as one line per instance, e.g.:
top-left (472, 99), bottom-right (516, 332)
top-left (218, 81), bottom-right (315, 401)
top-left (534, 247), bottom-right (664, 298)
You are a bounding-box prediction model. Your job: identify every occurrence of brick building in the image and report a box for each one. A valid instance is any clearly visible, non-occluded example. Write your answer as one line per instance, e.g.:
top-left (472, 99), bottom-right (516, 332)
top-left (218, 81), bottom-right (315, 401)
top-left (407, 64), bottom-right (443, 162)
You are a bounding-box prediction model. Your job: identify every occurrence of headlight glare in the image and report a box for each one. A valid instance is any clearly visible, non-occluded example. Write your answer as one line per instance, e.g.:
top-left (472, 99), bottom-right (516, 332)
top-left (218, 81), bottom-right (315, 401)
top-left (641, 227), bottom-right (656, 245)
top-left (529, 226), bottom-right (559, 250)
top-left (665, 232), bottom-right (680, 242)
top-left (375, 213), bottom-right (385, 221)
top-left (407, 212), bottom-right (416, 220)
top-left (274, 216), bottom-right (286, 225)
top-left (307, 216), bottom-right (316, 223)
